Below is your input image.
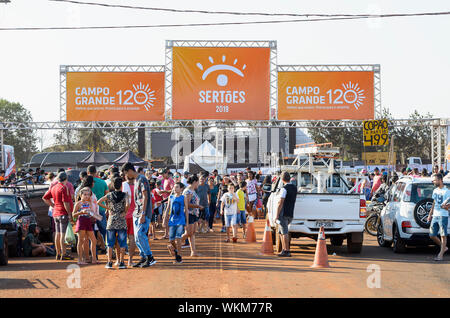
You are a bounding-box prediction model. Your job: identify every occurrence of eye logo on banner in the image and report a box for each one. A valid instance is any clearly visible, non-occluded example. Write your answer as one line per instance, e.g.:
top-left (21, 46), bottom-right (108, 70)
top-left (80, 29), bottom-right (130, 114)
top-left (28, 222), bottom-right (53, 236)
top-left (66, 72), bottom-right (165, 121)
top-left (171, 47), bottom-right (270, 120)
top-left (196, 55), bottom-right (246, 86)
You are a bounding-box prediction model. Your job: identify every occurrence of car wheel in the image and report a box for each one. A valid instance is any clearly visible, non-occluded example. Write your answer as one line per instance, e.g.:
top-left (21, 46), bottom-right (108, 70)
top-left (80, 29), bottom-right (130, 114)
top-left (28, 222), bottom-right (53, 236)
top-left (413, 198), bottom-right (433, 229)
top-left (365, 214), bottom-right (379, 236)
top-left (330, 237), bottom-right (344, 246)
top-left (392, 225), bottom-right (407, 253)
top-left (377, 223), bottom-right (392, 247)
top-left (0, 237), bottom-right (8, 266)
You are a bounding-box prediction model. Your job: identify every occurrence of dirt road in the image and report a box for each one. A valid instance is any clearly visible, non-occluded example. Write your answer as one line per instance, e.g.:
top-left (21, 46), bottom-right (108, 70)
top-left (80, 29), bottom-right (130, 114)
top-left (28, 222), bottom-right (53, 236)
top-left (1, 220), bottom-right (449, 297)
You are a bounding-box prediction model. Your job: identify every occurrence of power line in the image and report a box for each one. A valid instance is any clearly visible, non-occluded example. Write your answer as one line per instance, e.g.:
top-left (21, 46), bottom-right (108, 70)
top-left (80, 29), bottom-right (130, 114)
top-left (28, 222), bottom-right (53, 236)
top-left (1, 11), bottom-right (449, 31)
top-left (49, 0), bottom-right (370, 18)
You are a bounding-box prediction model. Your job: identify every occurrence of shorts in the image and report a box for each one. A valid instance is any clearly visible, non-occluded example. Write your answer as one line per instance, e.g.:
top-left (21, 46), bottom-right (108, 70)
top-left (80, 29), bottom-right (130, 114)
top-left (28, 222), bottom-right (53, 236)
top-left (277, 216), bottom-right (293, 235)
top-left (188, 214), bottom-right (198, 225)
top-left (224, 214), bottom-right (238, 227)
top-left (151, 210), bottom-right (158, 223)
top-left (429, 216), bottom-right (448, 237)
top-left (126, 218), bottom-right (134, 236)
top-left (54, 215), bottom-right (69, 234)
top-left (169, 224), bottom-right (185, 241)
top-left (106, 229), bottom-right (128, 248)
top-left (237, 210), bottom-right (247, 224)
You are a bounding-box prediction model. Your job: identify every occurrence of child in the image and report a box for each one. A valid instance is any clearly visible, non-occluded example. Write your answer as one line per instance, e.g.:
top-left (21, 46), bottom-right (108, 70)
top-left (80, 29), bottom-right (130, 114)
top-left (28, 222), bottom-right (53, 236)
top-left (236, 181), bottom-right (247, 238)
top-left (73, 187), bottom-right (102, 265)
top-left (220, 183), bottom-right (239, 243)
top-left (23, 224), bottom-right (53, 257)
top-left (150, 180), bottom-right (163, 240)
top-left (98, 177), bottom-right (129, 269)
top-left (165, 182), bottom-right (187, 264)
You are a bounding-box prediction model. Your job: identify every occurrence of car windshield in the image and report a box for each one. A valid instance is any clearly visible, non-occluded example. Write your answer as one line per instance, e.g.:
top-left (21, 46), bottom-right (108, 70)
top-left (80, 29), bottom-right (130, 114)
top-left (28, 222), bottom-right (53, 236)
top-left (0, 196), bottom-right (18, 214)
top-left (410, 183), bottom-right (450, 204)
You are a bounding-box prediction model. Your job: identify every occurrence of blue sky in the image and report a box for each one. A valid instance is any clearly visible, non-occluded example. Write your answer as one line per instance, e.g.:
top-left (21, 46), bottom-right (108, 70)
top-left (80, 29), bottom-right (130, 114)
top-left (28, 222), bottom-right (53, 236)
top-left (0, 0), bottom-right (449, 147)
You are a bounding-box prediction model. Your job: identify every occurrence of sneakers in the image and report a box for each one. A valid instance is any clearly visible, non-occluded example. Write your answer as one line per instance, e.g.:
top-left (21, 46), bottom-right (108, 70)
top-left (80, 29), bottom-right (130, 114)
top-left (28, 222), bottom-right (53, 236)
top-left (140, 256), bottom-right (157, 268)
top-left (174, 254), bottom-right (183, 264)
top-left (132, 257), bottom-right (147, 268)
top-left (277, 250), bottom-right (291, 257)
top-left (118, 262), bottom-right (127, 269)
top-left (220, 227), bottom-right (226, 233)
top-left (105, 262), bottom-right (113, 269)
top-left (181, 242), bottom-right (190, 249)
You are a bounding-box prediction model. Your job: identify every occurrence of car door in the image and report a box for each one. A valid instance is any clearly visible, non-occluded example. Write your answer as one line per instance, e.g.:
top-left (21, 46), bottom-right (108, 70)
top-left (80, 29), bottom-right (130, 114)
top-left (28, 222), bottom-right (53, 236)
top-left (388, 183), bottom-right (405, 237)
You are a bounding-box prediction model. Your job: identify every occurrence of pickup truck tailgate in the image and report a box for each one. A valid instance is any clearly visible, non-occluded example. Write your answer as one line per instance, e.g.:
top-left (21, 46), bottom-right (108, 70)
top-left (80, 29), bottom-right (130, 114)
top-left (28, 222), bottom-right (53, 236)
top-left (294, 193), bottom-right (361, 220)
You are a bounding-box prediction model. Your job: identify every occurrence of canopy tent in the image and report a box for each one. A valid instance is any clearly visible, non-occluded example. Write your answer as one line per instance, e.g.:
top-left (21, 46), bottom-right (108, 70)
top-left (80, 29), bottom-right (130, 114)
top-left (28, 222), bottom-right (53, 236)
top-left (77, 152), bottom-right (113, 168)
top-left (183, 141), bottom-right (227, 174)
top-left (113, 150), bottom-right (147, 167)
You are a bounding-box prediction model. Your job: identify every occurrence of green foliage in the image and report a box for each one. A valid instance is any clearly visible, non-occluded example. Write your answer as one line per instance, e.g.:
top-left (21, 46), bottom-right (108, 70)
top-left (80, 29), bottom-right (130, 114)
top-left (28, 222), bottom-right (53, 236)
top-left (46, 126), bottom-right (137, 153)
top-left (0, 99), bottom-right (38, 166)
top-left (307, 109), bottom-right (434, 162)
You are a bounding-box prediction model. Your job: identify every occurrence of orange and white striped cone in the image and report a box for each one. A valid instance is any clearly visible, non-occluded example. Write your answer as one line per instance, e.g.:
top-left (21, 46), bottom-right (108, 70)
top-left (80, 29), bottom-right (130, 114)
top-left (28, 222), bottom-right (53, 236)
top-left (260, 219), bottom-right (274, 255)
top-left (246, 215), bottom-right (257, 243)
top-left (311, 226), bottom-right (330, 268)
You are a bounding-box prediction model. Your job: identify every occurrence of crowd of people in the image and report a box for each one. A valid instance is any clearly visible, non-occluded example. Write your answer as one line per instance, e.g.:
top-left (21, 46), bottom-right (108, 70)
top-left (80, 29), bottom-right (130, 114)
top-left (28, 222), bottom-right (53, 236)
top-left (32, 164), bottom-right (279, 267)
top-left (3, 162), bottom-right (448, 264)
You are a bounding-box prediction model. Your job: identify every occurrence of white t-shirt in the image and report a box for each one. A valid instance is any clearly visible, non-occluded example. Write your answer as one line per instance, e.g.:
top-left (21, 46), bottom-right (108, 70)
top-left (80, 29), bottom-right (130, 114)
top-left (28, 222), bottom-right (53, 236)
top-left (181, 177), bottom-right (189, 187)
top-left (432, 186), bottom-right (450, 217)
top-left (221, 192), bottom-right (238, 216)
top-left (122, 181), bottom-right (133, 205)
top-left (279, 188), bottom-right (287, 199)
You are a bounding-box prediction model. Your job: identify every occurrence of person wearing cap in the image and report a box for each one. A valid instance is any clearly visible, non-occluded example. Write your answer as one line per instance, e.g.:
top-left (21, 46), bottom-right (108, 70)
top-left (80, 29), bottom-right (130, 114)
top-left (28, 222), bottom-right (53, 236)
top-left (42, 172), bottom-right (74, 261)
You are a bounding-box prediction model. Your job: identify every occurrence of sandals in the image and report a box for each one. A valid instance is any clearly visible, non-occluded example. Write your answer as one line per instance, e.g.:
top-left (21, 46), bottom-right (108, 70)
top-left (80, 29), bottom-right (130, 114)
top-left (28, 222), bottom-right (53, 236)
top-left (60, 254), bottom-right (74, 261)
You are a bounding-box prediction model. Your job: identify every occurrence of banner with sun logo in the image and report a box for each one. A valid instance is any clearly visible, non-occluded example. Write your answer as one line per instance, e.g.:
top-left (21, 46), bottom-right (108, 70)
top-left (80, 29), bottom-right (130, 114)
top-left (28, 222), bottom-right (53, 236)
top-left (171, 47), bottom-right (271, 120)
top-left (66, 72), bottom-right (165, 121)
top-left (277, 71), bottom-right (374, 120)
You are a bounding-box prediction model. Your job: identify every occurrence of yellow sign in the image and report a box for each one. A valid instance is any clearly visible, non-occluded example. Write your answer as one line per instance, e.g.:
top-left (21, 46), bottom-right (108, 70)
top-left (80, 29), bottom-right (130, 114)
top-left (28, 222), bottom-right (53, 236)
top-left (363, 119), bottom-right (389, 146)
top-left (362, 152), bottom-right (396, 165)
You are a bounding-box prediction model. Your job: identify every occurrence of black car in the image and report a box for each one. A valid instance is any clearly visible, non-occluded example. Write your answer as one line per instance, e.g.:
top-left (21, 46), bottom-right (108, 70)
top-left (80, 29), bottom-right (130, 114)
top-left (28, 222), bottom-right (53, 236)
top-left (0, 191), bottom-right (37, 262)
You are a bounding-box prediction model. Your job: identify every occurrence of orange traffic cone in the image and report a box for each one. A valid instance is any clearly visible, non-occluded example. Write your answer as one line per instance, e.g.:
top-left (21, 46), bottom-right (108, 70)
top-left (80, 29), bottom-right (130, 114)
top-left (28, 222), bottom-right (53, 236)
top-left (260, 219), bottom-right (274, 255)
top-left (246, 215), bottom-right (257, 243)
top-left (311, 226), bottom-right (330, 268)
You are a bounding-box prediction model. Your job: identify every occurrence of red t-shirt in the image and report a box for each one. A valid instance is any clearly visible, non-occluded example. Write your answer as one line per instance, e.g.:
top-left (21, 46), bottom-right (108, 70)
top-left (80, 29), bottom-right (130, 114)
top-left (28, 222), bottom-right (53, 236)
top-left (43, 182), bottom-right (71, 217)
top-left (152, 188), bottom-right (163, 203)
top-left (162, 178), bottom-right (174, 199)
top-left (126, 184), bottom-right (136, 219)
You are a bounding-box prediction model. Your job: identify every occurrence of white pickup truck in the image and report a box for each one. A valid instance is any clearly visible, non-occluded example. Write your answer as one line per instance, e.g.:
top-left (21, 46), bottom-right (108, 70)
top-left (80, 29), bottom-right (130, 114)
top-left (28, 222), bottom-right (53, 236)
top-left (266, 143), bottom-right (367, 253)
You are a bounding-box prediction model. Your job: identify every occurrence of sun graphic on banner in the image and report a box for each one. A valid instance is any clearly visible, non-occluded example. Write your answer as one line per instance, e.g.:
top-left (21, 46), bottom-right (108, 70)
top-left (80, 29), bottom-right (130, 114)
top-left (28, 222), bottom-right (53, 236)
top-left (196, 55), bottom-right (246, 87)
top-left (341, 81), bottom-right (366, 110)
top-left (132, 82), bottom-right (156, 111)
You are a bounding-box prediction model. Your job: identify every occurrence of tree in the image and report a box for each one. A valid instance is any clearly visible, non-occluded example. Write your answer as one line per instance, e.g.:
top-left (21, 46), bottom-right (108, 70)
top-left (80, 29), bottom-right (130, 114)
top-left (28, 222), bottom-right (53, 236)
top-left (0, 99), bottom-right (38, 166)
top-left (307, 109), bottom-right (434, 162)
top-left (104, 127), bottom-right (138, 153)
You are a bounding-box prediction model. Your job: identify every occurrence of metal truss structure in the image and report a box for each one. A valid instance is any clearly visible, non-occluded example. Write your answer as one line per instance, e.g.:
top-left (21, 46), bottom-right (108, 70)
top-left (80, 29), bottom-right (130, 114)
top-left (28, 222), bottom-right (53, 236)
top-left (59, 65), bottom-right (165, 121)
top-left (0, 118), bottom-right (446, 130)
top-left (431, 119), bottom-right (449, 168)
top-left (164, 40), bottom-right (278, 120)
top-left (277, 64), bottom-right (382, 119)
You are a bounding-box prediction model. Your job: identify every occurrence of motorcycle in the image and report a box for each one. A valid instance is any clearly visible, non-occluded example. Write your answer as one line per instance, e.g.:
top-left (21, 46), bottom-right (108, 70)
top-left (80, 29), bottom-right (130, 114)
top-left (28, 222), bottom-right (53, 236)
top-left (364, 195), bottom-right (386, 236)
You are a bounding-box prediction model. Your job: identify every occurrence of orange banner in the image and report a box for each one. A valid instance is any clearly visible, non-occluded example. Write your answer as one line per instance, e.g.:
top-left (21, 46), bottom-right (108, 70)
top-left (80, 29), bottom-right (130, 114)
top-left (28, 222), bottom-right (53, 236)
top-left (171, 47), bottom-right (270, 120)
top-left (278, 71), bottom-right (374, 120)
top-left (66, 72), bottom-right (165, 121)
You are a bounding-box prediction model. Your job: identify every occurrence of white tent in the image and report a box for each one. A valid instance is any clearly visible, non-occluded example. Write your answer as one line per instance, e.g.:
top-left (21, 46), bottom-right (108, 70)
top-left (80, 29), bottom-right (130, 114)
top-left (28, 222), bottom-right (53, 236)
top-left (183, 141), bottom-right (227, 174)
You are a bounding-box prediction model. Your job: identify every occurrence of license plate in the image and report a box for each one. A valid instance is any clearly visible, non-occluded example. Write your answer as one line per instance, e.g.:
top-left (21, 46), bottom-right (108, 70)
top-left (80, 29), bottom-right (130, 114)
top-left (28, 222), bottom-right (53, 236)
top-left (315, 221), bottom-right (334, 228)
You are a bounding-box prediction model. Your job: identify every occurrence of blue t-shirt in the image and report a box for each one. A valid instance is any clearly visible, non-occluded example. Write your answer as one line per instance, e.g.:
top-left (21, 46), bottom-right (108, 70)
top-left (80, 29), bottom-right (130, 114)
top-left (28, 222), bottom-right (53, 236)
top-left (432, 186), bottom-right (450, 217)
top-left (168, 194), bottom-right (186, 226)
